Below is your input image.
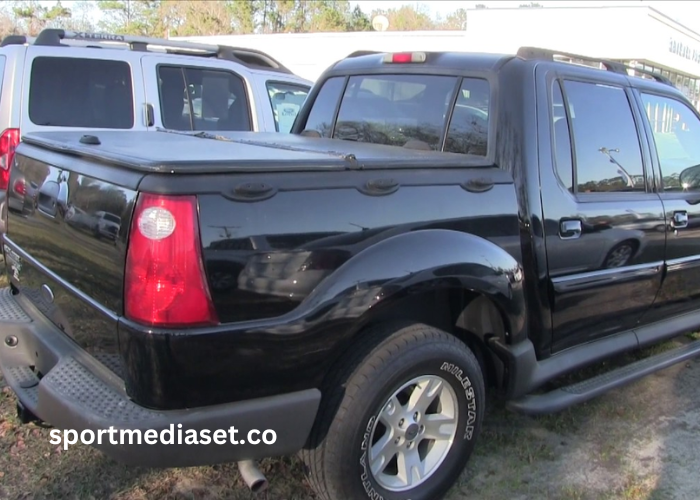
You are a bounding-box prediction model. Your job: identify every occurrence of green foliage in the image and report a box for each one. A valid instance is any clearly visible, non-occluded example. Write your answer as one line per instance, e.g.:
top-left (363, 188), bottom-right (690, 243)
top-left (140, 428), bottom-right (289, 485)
top-left (0, 0), bottom-right (471, 38)
top-left (12, 0), bottom-right (72, 35)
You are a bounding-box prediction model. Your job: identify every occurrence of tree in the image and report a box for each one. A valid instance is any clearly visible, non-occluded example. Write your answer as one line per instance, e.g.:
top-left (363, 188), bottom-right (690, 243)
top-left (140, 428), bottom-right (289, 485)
top-left (371, 4), bottom-right (434, 31)
top-left (13, 0), bottom-right (72, 36)
top-left (347, 5), bottom-right (371, 31)
top-left (227, 0), bottom-right (260, 34)
top-left (160, 1), bottom-right (235, 37)
top-left (439, 8), bottom-right (467, 30)
top-left (97, 0), bottom-right (164, 37)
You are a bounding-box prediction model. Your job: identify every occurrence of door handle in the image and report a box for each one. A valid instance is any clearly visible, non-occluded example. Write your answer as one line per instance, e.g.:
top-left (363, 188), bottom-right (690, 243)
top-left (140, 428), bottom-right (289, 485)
top-left (672, 211), bottom-right (689, 229)
top-left (559, 219), bottom-right (582, 239)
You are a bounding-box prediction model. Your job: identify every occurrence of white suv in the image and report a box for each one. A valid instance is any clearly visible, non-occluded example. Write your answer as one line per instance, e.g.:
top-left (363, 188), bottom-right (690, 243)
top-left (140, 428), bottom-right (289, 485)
top-left (0, 29), bottom-right (312, 229)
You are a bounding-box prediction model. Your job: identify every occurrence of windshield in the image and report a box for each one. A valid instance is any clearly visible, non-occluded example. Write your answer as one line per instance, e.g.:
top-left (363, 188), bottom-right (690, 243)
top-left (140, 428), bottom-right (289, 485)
top-left (302, 74), bottom-right (490, 155)
top-left (104, 213), bottom-right (121, 224)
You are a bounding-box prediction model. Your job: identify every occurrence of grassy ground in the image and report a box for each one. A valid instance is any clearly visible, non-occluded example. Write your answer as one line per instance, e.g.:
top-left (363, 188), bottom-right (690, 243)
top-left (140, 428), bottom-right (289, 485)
top-left (1, 335), bottom-right (699, 499)
top-left (1, 268), bottom-right (699, 499)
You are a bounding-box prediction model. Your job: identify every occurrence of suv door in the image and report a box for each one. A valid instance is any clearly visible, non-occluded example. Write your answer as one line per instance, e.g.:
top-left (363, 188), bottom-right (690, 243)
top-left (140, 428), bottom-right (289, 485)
top-left (140, 55), bottom-right (254, 132)
top-left (631, 84), bottom-right (700, 326)
top-left (536, 64), bottom-right (667, 353)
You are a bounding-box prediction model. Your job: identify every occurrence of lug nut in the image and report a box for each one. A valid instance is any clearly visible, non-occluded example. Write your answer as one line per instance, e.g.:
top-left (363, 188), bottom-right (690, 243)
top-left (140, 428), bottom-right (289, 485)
top-left (413, 412), bottom-right (419, 421)
top-left (4, 335), bottom-right (18, 347)
top-left (399, 418), bottom-right (405, 427)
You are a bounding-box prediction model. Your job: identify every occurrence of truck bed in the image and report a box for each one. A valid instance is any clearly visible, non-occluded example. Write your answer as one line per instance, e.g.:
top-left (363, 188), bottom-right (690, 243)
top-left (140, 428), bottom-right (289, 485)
top-left (21, 130), bottom-right (490, 173)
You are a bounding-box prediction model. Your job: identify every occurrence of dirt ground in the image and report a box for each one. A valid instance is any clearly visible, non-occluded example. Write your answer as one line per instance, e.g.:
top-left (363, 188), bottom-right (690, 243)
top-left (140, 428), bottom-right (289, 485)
top-left (1, 335), bottom-right (699, 500)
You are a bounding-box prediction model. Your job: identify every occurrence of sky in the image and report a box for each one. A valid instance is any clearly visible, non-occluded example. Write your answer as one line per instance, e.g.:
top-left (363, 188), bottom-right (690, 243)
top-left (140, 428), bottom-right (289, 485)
top-left (351, 1), bottom-right (700, 35)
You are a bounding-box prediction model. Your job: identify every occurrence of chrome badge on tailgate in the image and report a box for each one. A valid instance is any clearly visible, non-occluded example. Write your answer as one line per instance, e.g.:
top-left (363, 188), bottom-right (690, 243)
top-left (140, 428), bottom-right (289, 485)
top-left (3, 244), bottom-right (22, 282)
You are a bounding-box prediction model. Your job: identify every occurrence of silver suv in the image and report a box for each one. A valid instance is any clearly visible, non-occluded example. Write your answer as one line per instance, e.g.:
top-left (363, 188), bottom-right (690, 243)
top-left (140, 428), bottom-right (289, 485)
top-left (0, 29), bottom-right (311, 227)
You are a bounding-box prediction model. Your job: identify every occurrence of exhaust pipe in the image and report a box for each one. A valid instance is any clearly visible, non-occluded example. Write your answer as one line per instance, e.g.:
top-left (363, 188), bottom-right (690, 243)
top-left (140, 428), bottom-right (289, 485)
top-left (238, 460), bottom-right (268, 493)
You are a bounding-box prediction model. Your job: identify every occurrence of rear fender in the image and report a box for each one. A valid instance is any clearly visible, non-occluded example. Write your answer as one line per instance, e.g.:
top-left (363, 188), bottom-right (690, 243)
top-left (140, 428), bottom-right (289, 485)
top-left (301, 229), bottom-right (527, 343)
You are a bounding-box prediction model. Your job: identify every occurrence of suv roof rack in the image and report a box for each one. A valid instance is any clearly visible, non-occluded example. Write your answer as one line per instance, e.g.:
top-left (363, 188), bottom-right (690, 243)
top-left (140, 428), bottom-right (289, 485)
top-left (517, 46), bottom-right (674, 87)
top-left (1, 29), bottom-right (292, 73)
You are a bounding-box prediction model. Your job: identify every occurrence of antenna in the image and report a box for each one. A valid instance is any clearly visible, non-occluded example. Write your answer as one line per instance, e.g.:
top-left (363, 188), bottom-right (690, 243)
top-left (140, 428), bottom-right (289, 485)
top-left (372, 15), bottom-right (389, 32)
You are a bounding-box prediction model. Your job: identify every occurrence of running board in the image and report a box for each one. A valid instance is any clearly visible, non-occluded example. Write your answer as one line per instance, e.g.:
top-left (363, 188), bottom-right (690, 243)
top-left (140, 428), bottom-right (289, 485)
top-left (506, 338), bottom-right (700, 415)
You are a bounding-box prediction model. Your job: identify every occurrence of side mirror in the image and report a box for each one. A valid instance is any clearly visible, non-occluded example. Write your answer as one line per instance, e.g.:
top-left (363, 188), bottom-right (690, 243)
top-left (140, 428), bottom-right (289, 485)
top-left (679, 164), bottom-right (700, 190)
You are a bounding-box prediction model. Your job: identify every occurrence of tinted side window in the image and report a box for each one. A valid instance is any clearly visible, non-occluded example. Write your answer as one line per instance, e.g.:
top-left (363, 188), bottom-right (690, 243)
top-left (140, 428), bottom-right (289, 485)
top-left (29, 57), bottom-right (134, 129)
top-left (641, 93), bottom-right (700, 191)
top-left (563, 80), bottom-right (645, 193)
top-left (159, 66), bottom-right (251, 132)
top-left (266, 81), bottom-right (310, 133)
top-left (301, 76), bottom-right (345, 137)
top-left (334, 74), bottom-right (458, 150)
top-left (444, 78), bottom-right (490, 156)
top-left (552, 80), bottom-right (574, 190)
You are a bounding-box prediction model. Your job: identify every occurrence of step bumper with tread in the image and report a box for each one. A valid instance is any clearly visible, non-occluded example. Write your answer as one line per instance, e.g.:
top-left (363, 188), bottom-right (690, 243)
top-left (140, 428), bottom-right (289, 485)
top-left (0, 288), bottom-right (321, 467)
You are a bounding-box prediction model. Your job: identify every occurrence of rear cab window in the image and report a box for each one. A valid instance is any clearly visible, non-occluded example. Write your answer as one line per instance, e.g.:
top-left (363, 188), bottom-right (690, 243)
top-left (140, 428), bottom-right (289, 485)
top-left (158, 65), bottom-right (251, 132)
top-left (266, 81), bottom-right (310, 133)
top-left (299, 73), bottom-right (490, 155)
top-left (29, 57), bottom-right (134, 128)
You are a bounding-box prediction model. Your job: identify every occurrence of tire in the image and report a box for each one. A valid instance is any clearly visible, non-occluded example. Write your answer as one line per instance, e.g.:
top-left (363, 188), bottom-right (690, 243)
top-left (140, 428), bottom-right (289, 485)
top-left (302, 322), bottom-right (485, 500)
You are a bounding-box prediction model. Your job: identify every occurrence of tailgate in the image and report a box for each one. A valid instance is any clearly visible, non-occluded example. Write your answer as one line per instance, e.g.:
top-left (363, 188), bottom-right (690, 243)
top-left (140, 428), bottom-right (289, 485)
top-left (2, 143), bottom-right (141, 369)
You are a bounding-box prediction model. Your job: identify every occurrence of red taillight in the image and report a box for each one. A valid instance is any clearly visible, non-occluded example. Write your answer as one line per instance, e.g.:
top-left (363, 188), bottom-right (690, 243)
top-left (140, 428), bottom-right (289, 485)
top-left (12, 179), bottom-right (26, 196)
top-left (124, 193), bottom-right (218, 328)
top-left (0, 128), bottom-right (20, 191)
top-left (383, 52), bottom-right (427, 64)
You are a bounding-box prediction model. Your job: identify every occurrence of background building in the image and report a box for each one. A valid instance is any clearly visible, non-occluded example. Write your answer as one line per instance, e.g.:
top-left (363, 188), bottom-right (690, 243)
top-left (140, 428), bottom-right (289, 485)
top-left (178, 5), bottom-right (700, 109)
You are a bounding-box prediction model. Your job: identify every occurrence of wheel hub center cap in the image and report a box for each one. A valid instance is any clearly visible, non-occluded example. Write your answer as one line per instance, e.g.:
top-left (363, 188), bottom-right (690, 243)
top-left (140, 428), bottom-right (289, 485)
top-left (404, 423), bottom-right (419, 440)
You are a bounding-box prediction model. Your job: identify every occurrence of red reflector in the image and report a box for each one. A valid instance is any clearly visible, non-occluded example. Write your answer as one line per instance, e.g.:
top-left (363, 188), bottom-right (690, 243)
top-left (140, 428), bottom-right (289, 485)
top-left (125, 193), bottom-right (218, 328)
top-left (12, 179), bottom-right (25, 196)
top-left (0, 128), bottom-right (20, 191)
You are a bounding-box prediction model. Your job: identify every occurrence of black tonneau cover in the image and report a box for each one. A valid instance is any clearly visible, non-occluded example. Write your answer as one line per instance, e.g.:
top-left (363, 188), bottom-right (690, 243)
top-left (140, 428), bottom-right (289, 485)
top-left (19, 130), bottom-right (490, 173)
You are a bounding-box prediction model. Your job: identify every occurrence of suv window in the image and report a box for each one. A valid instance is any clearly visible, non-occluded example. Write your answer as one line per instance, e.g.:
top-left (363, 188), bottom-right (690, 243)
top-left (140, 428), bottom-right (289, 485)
top-left (561, 80), bottom-right (645, 193)
top-left (158, 65), bottom-right (251, 132)
top-left (334, 74), bottom-right (458, 150)
top-left (29, 57), bottom-right (134, 129)
top-left (266, 81), bottom-right (310, 133)
top-left (640, 93), bottom-right (700, 191)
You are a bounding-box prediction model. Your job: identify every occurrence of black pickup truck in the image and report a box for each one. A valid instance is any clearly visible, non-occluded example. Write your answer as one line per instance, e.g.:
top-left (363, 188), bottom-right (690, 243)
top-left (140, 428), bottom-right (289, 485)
top-left (2, 47), bottom-right (700, 500)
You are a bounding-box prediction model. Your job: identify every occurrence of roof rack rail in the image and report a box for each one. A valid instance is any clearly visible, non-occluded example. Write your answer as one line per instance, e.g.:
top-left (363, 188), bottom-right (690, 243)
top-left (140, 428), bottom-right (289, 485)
top-left (24, 29), bottom-right (292, 73)
top-left (1, 35), bottom-right (29, 47)
top-left (517, 46), bottom-right (674, 87)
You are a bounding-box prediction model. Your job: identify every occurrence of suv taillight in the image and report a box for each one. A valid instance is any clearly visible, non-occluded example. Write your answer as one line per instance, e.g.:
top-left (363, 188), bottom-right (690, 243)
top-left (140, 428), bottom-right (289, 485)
top-left (0, 128), bottom-right (20, 191)
top-left (124, 193), bottom-right (218, 327)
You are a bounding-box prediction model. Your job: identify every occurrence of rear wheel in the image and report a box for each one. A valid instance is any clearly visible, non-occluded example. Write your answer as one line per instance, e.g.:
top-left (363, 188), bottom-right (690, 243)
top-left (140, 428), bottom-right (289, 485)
top-left (302, 322), bottom-right (485, 500)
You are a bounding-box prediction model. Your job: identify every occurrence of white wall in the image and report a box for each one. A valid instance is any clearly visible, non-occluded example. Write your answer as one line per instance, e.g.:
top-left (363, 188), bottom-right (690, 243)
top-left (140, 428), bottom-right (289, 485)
top-left (175, 6), bottom-right (700, 81)
top-left (175, 31), bottom-right (469, 81)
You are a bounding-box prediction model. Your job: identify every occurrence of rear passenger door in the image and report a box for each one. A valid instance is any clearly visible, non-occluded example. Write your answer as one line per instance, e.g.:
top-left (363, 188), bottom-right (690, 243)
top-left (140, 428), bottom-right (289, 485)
top-left (632, 86), bottom-right (700, 323)
top-left (141, 56), bottom-right (254, 132)
top-left (536, 65), bottom-right (667, 353)
top-left (21, 48), bottom-right (143, 133)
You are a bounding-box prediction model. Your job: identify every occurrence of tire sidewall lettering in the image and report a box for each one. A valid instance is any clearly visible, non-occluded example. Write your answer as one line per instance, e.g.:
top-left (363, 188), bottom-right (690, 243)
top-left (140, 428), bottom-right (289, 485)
top-left (359, 415), bottom-right (385, 500)
top-left (440, 361), bottom-right (477, 441)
